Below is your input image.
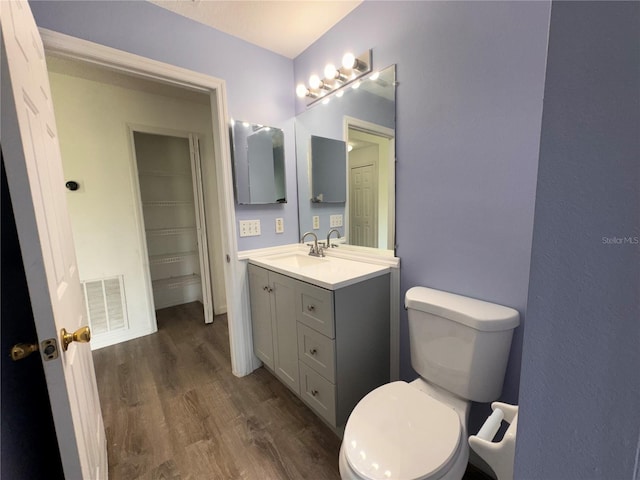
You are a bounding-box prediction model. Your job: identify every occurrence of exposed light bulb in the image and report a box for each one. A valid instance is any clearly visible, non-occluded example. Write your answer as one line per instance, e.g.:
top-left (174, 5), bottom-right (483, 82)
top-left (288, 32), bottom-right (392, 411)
top-left (296, 83), bottom-right (309, 98)
top-left (342, 52), bottom-right (356, 70)
top-left (369, 71), bottom-right (380, 81)
top-left (324, 63), bottom-right (338, 79)
top-left (309, 74), bottom-right (322, 90)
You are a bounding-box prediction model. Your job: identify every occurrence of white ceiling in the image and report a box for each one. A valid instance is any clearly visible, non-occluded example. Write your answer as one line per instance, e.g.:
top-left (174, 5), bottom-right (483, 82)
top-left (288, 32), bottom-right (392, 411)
top-left (149, 0), bottom-right (363, 59)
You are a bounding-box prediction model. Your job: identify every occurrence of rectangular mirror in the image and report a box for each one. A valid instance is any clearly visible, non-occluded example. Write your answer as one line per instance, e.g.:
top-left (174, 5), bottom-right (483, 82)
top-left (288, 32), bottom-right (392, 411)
top-left (310, 135), bottom-right (346, 203)
top-left (296, 65), bottom-right (396, 251)
top-left (230, 121), bottom-right (286, 204)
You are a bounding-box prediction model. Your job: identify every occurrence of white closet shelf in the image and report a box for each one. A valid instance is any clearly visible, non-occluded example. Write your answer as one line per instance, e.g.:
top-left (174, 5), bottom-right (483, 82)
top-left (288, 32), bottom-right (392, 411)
top-left (142, 200), bottom-right (194, 207)
top-left (138, 170), bottom-right (191, 177)
top-left (152, 274), bottom-right (201, 290)
top-left (149, 251), bottom-right (198, 265)
top-left (146, 227), bottom-right (196, 236)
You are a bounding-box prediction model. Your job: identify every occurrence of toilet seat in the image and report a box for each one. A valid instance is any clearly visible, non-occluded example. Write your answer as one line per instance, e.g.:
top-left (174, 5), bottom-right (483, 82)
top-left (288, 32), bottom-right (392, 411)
top-left (343, 381), bottom-right (461, 480)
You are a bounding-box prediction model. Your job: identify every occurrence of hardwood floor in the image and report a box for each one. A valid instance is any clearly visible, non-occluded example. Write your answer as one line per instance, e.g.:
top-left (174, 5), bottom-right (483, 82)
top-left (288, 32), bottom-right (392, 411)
top-left (93, 302), bottom-right (494, 480)
top-left (93, 302), bottom-right (341, 480)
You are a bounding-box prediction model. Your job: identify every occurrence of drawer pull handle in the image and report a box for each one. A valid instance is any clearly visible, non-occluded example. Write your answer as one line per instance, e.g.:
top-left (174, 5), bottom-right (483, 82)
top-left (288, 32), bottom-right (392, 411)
top-left (311, 389), bottom-right (319, 397)
top-left (310, 348), bottom-right (317, 355)
top-left (307, 304), bottom-right (315, 311)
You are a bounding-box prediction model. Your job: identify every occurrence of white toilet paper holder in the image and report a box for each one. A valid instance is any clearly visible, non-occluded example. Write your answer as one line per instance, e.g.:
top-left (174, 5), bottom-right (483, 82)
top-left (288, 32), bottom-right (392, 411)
top-left (468, 402), bottom-right (518, 480)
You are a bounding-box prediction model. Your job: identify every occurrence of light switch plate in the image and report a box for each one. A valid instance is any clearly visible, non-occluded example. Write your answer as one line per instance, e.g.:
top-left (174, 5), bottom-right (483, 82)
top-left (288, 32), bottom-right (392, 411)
top-left (239, 219), bottom-right (261, 237)
top-left (312, 216), bottom-right (320, 230)
top-left (275, 218), bottom-right (284, 233)
top-left (330, 215), bottom-right (343, 227)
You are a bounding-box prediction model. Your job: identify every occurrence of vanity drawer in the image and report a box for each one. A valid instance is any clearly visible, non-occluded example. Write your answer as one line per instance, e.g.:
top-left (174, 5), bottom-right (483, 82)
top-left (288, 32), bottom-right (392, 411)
top-left (297, 323), bottom-right (336, 383)
top-left (299, 362), bottom-right (336, 426)
top-left (297, 282), bottom-right (334, 338)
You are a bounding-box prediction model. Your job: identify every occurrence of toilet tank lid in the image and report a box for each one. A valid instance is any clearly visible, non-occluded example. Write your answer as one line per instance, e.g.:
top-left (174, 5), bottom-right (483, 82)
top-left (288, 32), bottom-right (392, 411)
top-left (405, 287), bottom-right (520, 331)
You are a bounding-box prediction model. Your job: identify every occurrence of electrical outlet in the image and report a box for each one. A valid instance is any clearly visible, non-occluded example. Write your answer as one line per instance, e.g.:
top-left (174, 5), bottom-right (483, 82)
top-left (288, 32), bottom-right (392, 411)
top-left (312, 216), bottom-right (320, 230)
top-left (330, 214), bottom-right (343, 227)
top-left (275, 218), bottom-right (284, 233)
top-left (239, 220), bottom-right (261, 237)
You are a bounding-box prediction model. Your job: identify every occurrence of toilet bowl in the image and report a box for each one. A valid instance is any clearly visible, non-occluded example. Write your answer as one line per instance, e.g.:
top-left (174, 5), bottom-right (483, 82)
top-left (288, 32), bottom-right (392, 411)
top-left (338, 287), bottom-right (520, 480)
top-left (338, 380), bottom-right (469, 480)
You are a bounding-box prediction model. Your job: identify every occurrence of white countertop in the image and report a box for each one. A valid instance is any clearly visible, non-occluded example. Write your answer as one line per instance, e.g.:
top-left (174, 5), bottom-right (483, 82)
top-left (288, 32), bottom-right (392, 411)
top-left (248, 251), bottom-right (391, 290)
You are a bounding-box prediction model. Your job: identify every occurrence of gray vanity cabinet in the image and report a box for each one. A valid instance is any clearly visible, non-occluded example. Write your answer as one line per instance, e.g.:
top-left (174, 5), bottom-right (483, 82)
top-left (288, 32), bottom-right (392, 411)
top-left (248, 266), bottom-right (274, 369)
top-left (248, 262), bottom-right (390, 429)
top-left (270, 272), bottom-right (300, 393)
top-left (248, 265), bottom-right (299, 394)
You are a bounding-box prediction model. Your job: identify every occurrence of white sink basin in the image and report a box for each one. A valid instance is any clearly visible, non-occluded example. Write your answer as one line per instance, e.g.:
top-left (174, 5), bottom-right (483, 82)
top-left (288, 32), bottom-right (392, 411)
top-left (248, 252), bottom-right (389, 290)
top-left (267, 253), bottom-right (326, 269)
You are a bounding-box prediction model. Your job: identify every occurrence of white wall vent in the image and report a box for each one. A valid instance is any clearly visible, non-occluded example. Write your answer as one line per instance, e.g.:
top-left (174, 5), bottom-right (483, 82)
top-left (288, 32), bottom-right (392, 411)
top-left (81, 276), bottom-right (128, 335)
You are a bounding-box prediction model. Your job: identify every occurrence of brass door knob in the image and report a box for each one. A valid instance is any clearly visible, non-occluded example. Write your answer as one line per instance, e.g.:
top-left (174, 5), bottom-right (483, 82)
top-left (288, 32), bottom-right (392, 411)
top-left (61, 326), bottom-right (91, 351)
top-left (10, 343), bottom-right (39, 361)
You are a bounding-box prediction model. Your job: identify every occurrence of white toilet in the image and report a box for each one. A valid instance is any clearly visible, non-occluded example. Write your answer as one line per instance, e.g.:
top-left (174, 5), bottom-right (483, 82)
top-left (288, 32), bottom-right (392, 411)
top-left (339, 286), bottom-right (520, 480)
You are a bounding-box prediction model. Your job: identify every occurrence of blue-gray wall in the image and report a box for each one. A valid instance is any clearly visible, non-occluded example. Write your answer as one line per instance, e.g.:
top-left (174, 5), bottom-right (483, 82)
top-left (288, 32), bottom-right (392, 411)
top-left (30, 0), bottom-right (300, 250)
top-left (294, 1), bottom-right (551, 433)
top-left (515, 2), bottom-right (640, 478)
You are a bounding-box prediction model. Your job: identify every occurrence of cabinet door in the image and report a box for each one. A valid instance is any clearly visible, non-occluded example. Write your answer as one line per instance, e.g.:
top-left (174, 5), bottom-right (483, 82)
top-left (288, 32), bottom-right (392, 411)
top-left (271, 272), bottom-right (300, 394)
top-left (248, 265), bottom-right (274, 369)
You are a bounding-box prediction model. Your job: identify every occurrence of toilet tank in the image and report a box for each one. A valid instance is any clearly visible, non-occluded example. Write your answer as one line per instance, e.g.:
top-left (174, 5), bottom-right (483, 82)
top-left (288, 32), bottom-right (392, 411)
top-left (405, 287), bottom-right (519, 403)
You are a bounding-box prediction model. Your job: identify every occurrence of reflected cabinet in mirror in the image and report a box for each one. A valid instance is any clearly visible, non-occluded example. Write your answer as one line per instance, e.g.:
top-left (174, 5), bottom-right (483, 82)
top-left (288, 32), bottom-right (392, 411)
top-left (296, 65), bottom-right (396, 251)
top-left (311, 135), bottom-right (346, 203)
top-left (230, 121), bottom-right (286, 204)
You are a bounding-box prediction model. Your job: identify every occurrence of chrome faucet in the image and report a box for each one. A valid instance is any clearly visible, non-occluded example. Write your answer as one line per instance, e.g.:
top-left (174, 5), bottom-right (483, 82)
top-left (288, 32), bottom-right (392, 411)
top-left (301, 231), bottom-right (324, 257)
top-left (326, 229), bottom-right (341, 248)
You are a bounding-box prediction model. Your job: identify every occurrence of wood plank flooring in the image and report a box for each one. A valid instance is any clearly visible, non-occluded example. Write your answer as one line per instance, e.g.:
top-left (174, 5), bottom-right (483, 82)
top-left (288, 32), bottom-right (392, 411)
top-left (93, 302), bottom-right (342, 480)
top-left (94, 302), bottom-right (494, 480)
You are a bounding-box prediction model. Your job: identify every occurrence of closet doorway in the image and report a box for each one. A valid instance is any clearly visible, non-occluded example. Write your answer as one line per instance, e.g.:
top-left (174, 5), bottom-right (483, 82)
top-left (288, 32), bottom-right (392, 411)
top-left (132, 131), bottom-right (214, 324)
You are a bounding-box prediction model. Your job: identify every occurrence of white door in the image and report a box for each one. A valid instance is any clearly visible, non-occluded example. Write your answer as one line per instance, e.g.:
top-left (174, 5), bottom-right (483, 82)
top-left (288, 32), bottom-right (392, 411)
top-left (1, 2), bottom-right (108, 479)
top-left (349, 162), bottom-right (378, 248)
top-left (189, 135), bottom-right (214, 324)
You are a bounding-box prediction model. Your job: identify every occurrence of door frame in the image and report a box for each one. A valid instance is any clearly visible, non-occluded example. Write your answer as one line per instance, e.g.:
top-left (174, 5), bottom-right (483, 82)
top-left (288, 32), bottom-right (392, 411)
top-left (343, 116), bottom-right (395, 249)
top-left (128, 125), bottom-right (215, 326)
top-left (40, 28), bottom-right (254, 376)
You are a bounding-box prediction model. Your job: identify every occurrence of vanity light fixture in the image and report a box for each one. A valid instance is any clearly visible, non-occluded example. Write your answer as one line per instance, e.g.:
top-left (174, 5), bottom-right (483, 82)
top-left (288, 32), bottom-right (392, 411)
top-left (296, 50), bottom-right (372, 105)
top-left (309, 74), bottom-right (332, 92)
top-left (324, 63), bottom-right (348, 83)
top-left (296, 83), bottom-right (318, 99)
top-left (341, 52), bottom-right (367, 73)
